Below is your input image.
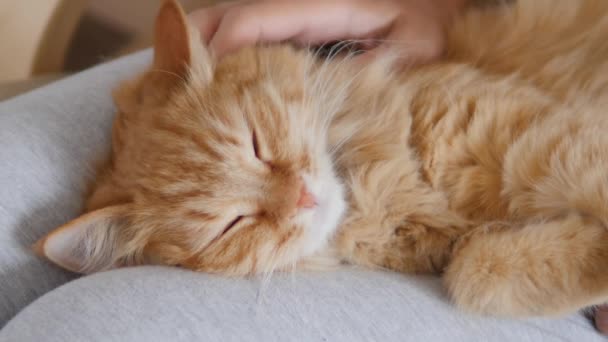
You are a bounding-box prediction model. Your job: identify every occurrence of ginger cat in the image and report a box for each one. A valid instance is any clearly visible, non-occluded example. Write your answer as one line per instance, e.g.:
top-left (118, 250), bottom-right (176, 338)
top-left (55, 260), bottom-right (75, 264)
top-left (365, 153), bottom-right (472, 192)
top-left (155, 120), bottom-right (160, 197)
top-left (37, 0), bottom-right (608, 318)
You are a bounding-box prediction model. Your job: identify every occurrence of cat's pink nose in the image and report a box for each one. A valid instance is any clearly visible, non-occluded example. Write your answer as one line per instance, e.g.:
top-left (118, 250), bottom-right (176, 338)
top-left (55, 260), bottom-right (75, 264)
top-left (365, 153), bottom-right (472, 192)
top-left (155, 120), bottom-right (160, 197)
top-left (296, 184), bottom-right (317, 209)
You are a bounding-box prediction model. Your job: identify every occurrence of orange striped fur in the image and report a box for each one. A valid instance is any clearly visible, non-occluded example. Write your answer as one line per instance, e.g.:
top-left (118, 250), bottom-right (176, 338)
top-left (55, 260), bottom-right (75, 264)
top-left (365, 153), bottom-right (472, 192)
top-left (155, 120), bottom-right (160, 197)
top-left (39, 0), bottom-right (608, 317)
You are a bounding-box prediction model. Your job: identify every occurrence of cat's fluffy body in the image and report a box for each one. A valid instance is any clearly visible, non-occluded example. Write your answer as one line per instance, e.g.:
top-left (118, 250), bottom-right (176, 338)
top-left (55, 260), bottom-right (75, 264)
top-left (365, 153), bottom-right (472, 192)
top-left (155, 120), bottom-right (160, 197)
top-left (38, 0), bottom-right (608, 318)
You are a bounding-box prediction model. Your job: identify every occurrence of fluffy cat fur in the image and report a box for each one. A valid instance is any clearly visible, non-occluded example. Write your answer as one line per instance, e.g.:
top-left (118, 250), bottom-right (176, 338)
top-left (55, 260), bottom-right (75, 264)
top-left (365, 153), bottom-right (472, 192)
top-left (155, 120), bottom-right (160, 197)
top-left (37, 0), bottom-right (608, 318)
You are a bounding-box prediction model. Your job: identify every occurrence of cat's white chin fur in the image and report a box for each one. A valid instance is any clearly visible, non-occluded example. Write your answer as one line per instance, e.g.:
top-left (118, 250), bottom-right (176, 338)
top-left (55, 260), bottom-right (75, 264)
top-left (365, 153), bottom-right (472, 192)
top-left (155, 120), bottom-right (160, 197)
top-left (296, 171), bottom-right (347, 258)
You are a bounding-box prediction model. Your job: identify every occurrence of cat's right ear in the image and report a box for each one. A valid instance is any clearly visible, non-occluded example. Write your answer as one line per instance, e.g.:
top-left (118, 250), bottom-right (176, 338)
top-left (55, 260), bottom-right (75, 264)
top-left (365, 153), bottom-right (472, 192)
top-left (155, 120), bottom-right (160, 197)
top-left (152, 0), bottom-right (213, 87)
top-left (114, 0), bottom-right (213, 111)
top-left (153, 0), bottom-right (192, 79)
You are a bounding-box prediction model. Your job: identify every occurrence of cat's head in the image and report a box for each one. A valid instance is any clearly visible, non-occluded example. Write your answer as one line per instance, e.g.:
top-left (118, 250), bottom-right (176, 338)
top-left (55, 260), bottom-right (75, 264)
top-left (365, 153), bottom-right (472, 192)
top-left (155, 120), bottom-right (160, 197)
top-left (35, 0), bottom-right (349, 275)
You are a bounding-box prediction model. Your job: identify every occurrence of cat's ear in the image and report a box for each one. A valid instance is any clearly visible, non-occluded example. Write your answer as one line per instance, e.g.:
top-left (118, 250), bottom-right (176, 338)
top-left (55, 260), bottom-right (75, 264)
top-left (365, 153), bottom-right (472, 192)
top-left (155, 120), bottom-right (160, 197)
top-left (152, 0), bottom-right (212, 84)
top-left (34, 205), bottom-right (131, 274)
top-left (154, 0), bottom-right (192, 77)
top-left (113, 0), bottom-right (212, 111)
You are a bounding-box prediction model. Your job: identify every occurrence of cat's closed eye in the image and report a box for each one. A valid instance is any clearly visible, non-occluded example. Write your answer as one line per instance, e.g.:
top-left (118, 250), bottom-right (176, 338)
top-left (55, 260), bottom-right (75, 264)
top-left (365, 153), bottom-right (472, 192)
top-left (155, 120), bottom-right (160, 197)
top-left (252, 130), bottom-right (262, 161)
top-left (221, 215), bottom-right (244, 238)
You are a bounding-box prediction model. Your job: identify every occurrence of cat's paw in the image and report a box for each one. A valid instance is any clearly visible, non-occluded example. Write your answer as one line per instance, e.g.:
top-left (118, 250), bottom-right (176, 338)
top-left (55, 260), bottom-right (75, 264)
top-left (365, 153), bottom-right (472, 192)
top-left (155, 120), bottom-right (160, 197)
top-left (450, 221), bottom-right (511, 259)
top-left (443, 222), bottom-right (535, 317)
top-left (443, 257), bottom-right (517, 316)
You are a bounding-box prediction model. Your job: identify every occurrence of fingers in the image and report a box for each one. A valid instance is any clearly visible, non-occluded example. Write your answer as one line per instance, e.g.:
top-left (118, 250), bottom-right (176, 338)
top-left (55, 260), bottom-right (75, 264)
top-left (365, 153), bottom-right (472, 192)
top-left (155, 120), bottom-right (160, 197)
top-left (354, 16), bottom-right (444, 67)
top-left (188, 0), bottom-right (446, 67)
top-left (188, 1), bottom-right (242, 43)
top-left (595, 305), bottom-right (608, 334)
top-left (206, 0), bottom-right (396, 58)
top-left (208, 0), bottom-right (350, 57)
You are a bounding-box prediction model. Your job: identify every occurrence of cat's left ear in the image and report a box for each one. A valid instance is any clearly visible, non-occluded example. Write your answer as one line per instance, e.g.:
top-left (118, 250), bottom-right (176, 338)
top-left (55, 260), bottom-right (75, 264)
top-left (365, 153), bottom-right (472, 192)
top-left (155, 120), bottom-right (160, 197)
top-left (33, 205), bottom-right (132, 274)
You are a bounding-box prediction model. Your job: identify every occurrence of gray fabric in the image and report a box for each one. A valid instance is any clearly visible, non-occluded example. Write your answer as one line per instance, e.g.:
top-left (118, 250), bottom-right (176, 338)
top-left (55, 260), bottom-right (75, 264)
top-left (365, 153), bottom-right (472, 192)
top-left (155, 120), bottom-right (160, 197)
top-left (0, 50), bottom-right (602, 340)
top-left (0, 51), bottom-right (151, 326)
top-left (1, 267), bottom-right (603, 342)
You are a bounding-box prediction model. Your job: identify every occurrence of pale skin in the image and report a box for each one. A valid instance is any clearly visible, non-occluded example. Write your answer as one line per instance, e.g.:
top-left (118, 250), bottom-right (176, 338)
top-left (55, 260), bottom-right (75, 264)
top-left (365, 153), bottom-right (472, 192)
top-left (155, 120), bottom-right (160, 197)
top-left (189, 0), bottom-right (467, 64)
top-left (188, 0), bottom-right (608, 334)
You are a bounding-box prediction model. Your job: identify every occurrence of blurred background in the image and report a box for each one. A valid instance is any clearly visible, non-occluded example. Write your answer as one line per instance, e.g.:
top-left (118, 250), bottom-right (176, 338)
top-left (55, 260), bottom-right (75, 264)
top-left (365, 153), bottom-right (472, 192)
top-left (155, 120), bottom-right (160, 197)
top-left (0, 0), bottom-right (216, 100)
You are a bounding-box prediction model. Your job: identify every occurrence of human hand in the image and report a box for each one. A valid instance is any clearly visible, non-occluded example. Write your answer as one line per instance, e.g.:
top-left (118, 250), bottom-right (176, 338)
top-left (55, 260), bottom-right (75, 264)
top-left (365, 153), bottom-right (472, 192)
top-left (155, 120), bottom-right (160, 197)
top-left (189, 0), bottom-right (467, 65)
top-left (594, 305), bottom-right (608, 335)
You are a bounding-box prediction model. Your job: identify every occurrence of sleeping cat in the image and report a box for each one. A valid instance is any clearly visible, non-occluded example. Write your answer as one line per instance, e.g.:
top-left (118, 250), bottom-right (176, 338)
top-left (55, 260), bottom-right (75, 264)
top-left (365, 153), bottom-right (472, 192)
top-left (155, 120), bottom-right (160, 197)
top-left (36, 0), bottom-right (608, 318)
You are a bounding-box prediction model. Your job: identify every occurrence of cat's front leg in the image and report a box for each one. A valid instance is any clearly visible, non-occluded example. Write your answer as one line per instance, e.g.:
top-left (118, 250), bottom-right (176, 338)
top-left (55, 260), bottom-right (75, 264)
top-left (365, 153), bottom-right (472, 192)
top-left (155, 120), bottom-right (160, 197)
top-left (335, 213), bottom-right (464, 274)
top-left (444, 213), bottom-right (608, 317)
top-left (332, 160), bottom-right (469, 274)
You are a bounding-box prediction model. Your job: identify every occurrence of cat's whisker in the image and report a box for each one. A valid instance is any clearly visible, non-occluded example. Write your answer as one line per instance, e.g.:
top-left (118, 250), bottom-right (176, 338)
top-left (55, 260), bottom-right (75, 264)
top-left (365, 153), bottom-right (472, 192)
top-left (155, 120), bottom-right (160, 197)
top-left (311, 41), bottom-right (360, 90)
top-left (259, 248), bottom-right (283, 292)
top-left (148, 68), bottom-right (188, 84)
top-left (326, 45), bottom-right (433, 158)
top-left (327, 55), bottom-right (366, 97)
top-left (308, 46), bottom-right (368, 133)
top-left (330, 121), bottom-right (367, 156)
top-left (255, 280), bottom-right (267, 309)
